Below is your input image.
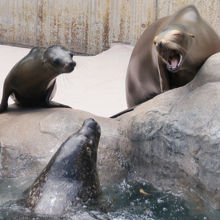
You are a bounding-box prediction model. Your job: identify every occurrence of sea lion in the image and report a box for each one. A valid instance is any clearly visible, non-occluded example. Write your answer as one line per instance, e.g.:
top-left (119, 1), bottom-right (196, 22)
top-left (126, 5), bottom-right (220, 108)
top-left (25, 118), bottom-right (101, 216)
top-left (0, 45), bottom-right (76, 113)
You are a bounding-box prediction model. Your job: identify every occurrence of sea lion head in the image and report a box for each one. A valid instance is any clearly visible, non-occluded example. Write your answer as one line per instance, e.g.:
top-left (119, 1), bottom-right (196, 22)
top-left (77, 118), bottom-right (101, 167)
top-left (74, 118), bottom-right (101, 201)
top-left (153, 24), bottom-right (195, 72)
top-left (43, 45), bottom-right (76, 74)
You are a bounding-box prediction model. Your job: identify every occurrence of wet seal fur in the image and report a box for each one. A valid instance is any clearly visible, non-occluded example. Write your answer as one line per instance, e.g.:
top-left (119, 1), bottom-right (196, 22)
top-left (25, 118), bottom-right (101, 216)
top-left (0, 45), bottom-right (76, 113)
top-left (126, 5), bottom-right (220, 108)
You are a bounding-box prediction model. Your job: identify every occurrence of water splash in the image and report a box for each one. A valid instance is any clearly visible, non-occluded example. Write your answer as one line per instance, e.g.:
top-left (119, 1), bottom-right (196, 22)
top-left (0, 178), bottom-right (219, 220)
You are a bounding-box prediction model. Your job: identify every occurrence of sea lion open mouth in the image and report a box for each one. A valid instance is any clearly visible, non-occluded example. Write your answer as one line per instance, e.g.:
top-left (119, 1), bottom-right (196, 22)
top-left (166, 50), bottom-right (183, 72)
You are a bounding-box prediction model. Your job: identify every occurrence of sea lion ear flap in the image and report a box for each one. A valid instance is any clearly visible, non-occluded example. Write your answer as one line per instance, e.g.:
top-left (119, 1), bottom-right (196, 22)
top-left (187, 33), bottom-right (195, 38)
top-left (42, 50), bottom-right (49, 64)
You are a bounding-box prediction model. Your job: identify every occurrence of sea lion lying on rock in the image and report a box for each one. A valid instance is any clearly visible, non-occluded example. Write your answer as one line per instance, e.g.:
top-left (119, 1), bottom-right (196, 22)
top-left (126, 5), bottom-right (220, 108)
top-left (25, 118), bottom-right (101, 216)
top-left (0, 45), bottom-right (76, 113)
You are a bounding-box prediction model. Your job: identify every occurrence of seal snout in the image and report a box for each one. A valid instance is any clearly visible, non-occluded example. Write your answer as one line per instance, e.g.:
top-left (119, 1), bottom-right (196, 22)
top-left (154, 38), bottom-right (167, 49)
top-left (65, 60), bottom-right (76, 72)
top-left (153, 38), bottom-right (167, 51)
top-left (84, 118), bottom-right (100, 131)
top-left (80, 118), bottom-right (101, 138)
top-left (154, 35), bottom-right (184, 72)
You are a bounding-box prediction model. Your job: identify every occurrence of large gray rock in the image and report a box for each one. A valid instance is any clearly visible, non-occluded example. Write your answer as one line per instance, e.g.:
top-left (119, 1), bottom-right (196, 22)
top-left (0, 108), bottom-right (130, 186)
top-left (120, 52), bottom-right (220, 209)
top-left (1, 53), bottom-right (220, 210)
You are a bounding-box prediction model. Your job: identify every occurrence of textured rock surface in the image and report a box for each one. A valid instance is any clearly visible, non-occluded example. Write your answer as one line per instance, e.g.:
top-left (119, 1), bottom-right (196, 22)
top-left (1, 53), bottom-right (220, 210)
top-left (119, 52), bottom-right (220, 209)
top-left (0, 107), bottom-right (130, 186)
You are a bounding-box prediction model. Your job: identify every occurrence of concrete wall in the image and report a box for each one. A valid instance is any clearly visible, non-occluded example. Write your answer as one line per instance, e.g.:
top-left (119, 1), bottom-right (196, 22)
top-left (0, 0), bottom-right (219, 55)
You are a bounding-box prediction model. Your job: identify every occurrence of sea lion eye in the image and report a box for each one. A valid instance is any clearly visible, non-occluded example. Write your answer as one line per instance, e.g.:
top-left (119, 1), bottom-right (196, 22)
top-left (53, 58), bottom-right (61, 66)
top-left (69, 52), bottom-right (74, 58)
top-left (86, 147), bottom-right (92, 157)
top-left (174, 33), bottom-right (182, 37)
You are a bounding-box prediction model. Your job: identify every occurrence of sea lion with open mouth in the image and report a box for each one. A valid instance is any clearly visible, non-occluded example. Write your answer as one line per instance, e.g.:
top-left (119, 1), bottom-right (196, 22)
top-left (125, 5), bottom-right (220, 108)
top-left (0, 45), bottom-right (76, 113)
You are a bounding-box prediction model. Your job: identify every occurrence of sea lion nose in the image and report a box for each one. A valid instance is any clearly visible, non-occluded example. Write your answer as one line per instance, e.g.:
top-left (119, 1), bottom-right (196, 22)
top-left (68, 61), bottom-right (76, 69)
top-left (86, 118), bottom-right (98, 129)
top-left (72, 61), bottom-right (76, 67)
top-left (157, 41), bottom-right (163, 48)
top-left (86, 118), bottom-right (101, 133)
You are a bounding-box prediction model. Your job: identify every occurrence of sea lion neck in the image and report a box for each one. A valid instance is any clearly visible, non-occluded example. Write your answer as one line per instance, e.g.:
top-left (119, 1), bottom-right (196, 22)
top-left (42, 60), bottom-right (61, 78)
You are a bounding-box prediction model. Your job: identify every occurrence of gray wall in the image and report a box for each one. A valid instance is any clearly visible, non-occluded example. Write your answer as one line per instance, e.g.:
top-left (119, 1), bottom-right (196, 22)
top-left (0, 0), bottom-right (219, 54)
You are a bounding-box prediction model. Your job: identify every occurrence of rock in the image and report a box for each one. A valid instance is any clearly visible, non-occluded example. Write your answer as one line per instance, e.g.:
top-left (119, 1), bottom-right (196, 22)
top-left (1, 53), bottom-right (220, 210)
top-left (0, 107), bottom-right (130, 187)
top-left (119, 52), bottom-right (220, 209)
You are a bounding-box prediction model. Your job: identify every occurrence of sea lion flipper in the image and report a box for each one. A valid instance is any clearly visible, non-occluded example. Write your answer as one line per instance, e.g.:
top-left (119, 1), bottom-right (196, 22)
top-left (45, 81), bottom-right (70, 108)
top-left (45, 80), bottom-right (57, 103)
top-left (44, 80), bottom-right (70, 108)
top-left (46, 100), bottom-right (71, 109)
top-left (0, 81), bottom-right (13, 113)
top-left (110, 107), bottom-right (135, 118)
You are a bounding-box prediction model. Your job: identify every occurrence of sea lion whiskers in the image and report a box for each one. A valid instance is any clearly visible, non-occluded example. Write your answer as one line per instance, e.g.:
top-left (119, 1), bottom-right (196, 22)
top-left (155, 41), bottom-right (189, 72)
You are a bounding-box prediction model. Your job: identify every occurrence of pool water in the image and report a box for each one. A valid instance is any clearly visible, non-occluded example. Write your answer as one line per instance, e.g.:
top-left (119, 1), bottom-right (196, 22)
top-left (0, 179), bottom-right (219, 220)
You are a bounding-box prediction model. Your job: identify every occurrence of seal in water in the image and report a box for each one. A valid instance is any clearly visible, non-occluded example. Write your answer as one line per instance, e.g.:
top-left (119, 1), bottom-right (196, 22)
top-left (0, 45), bottom-right (76, 113)
top-left (25, 118), bottom-right (101, 216)
top-left (125, 5), bottom-right (220, 108)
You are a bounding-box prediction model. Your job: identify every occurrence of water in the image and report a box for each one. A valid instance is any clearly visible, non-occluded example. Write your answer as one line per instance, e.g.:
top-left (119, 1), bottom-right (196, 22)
top-left (0, 178), bottom-right (219, 220)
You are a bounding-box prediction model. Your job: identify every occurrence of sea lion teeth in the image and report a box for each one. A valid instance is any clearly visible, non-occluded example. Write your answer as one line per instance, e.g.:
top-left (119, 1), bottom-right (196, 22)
top-left (168, 52), bottom-right (182, 71)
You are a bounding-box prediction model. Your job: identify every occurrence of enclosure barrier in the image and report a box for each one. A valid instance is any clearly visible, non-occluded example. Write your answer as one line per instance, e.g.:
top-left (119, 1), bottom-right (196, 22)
top-left (0, 0), bottom-right (219, 54)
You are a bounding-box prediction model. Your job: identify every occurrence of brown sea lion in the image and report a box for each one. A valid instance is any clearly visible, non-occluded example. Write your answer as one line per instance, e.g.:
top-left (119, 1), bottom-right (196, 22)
top-left (25, 118), bottom-right (101, 216)
top-left (126, 5), bottom-right (220, 108)
top-left (0, 45), bottom-right (76, 113)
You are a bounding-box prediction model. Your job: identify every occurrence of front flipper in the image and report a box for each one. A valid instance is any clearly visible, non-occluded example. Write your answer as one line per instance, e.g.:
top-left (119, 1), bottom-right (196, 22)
top-left (45, 101), bottom-right (71, 109)
top-left (45, 81), bottom-right (71, 109)
top-left (110, 106), bottom-right (135, 118)
top-left (0, 82), bottom-right (13, 113)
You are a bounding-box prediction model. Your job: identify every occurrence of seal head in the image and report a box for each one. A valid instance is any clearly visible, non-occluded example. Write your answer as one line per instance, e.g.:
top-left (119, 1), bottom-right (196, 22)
top-left (43, 45), bottom-right (76, 74)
